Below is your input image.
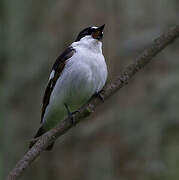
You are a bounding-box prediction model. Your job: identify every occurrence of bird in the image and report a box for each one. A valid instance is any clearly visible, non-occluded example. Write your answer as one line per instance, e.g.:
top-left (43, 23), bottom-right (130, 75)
top-left (29, 25), bottom-right (108, 150)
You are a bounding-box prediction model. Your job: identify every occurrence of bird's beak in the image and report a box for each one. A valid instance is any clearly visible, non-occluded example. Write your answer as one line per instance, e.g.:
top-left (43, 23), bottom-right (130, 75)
top-left (92, 24), bottom-right (105, 40)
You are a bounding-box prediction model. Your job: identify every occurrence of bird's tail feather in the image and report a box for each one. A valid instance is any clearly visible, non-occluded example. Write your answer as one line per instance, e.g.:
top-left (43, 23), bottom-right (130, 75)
top-left (34, 126), bottom-right (45, 138)
top-left (29, 126), bottom-right (55, 150)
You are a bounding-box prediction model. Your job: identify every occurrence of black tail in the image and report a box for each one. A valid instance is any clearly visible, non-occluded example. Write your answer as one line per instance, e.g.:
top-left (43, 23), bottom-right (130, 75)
top-left (34, 126), bottom-right (45, 138)
top-left (29, 126), bottom-right (55, 151)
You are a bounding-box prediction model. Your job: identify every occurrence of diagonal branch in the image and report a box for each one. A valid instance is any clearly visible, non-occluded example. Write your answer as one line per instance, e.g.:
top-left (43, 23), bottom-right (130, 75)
top-left (6, 25), bottom-right (179, 180)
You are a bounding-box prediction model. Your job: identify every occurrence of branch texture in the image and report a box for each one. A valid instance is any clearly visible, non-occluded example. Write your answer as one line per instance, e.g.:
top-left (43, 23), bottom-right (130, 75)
top-left (6, 25), bottom-right (179, 180)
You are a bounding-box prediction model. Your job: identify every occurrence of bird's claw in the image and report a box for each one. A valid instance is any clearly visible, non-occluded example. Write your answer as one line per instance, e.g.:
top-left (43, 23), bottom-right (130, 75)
top-left (64, 103), bottom-right (80, 125)
top-left (94, 90), bottom-right (105, 102)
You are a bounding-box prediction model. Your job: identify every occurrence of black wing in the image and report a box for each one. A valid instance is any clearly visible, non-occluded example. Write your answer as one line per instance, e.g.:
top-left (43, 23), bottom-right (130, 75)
top-left (41, 46), bottom-right (75, 123)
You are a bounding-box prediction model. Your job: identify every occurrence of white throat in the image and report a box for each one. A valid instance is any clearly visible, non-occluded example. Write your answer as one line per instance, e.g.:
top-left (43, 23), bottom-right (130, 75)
top-left (72, 35), bottom-right (102, 54)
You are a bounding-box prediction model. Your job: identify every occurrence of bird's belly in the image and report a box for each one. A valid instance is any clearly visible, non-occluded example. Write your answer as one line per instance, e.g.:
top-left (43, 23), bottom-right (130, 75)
top-left (64, 77), bottom-right (93, 111)
top-left (42, 80), bottom-right (91, 130)
top-left (50, 64), bottom-right (95, 113)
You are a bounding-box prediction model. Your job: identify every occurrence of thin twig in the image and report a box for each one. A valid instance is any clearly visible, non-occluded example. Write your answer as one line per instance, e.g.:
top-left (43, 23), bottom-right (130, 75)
top-left (5, 25), bottom-right (179, 180)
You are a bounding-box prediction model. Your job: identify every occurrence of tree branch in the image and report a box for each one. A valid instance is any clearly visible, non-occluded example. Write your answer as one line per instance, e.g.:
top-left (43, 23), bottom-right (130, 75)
top-left (6, 25), bottom-right (179, 180)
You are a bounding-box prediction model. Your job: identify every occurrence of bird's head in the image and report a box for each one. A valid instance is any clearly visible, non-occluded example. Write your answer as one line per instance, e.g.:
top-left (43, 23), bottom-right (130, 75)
top-left (75, 25), bottom-right (105, 42)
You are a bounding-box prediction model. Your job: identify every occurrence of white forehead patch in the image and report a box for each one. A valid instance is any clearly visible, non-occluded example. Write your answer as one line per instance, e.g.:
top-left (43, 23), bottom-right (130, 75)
top-left (91, 26), bottom-right (98, 29)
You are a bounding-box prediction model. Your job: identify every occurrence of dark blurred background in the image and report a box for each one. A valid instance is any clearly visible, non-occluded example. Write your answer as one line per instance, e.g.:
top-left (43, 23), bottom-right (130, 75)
top-left (1, 0), bottom-right (179, 180)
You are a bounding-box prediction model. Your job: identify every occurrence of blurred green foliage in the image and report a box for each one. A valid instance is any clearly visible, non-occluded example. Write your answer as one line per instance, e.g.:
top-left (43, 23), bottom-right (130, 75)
top-left (0, 113), bottom-right (3, 180)
top-left (0, 156), bottom-right (2, 180)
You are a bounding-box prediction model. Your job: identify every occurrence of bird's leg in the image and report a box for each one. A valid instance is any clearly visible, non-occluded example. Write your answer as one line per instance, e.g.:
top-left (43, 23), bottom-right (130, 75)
top-left (93, 90), bottom-right (105, 102)
top-left (64, 103), bottom-right (79, 125)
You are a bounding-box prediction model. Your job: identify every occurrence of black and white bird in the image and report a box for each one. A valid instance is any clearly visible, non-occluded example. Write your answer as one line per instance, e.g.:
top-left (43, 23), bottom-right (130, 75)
top-left (30, 25), bottom-right (107, 149)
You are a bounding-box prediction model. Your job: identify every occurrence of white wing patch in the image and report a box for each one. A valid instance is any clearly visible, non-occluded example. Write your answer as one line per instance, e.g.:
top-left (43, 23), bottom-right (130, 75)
top-left (49, 70), bottom-right (55, 80)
